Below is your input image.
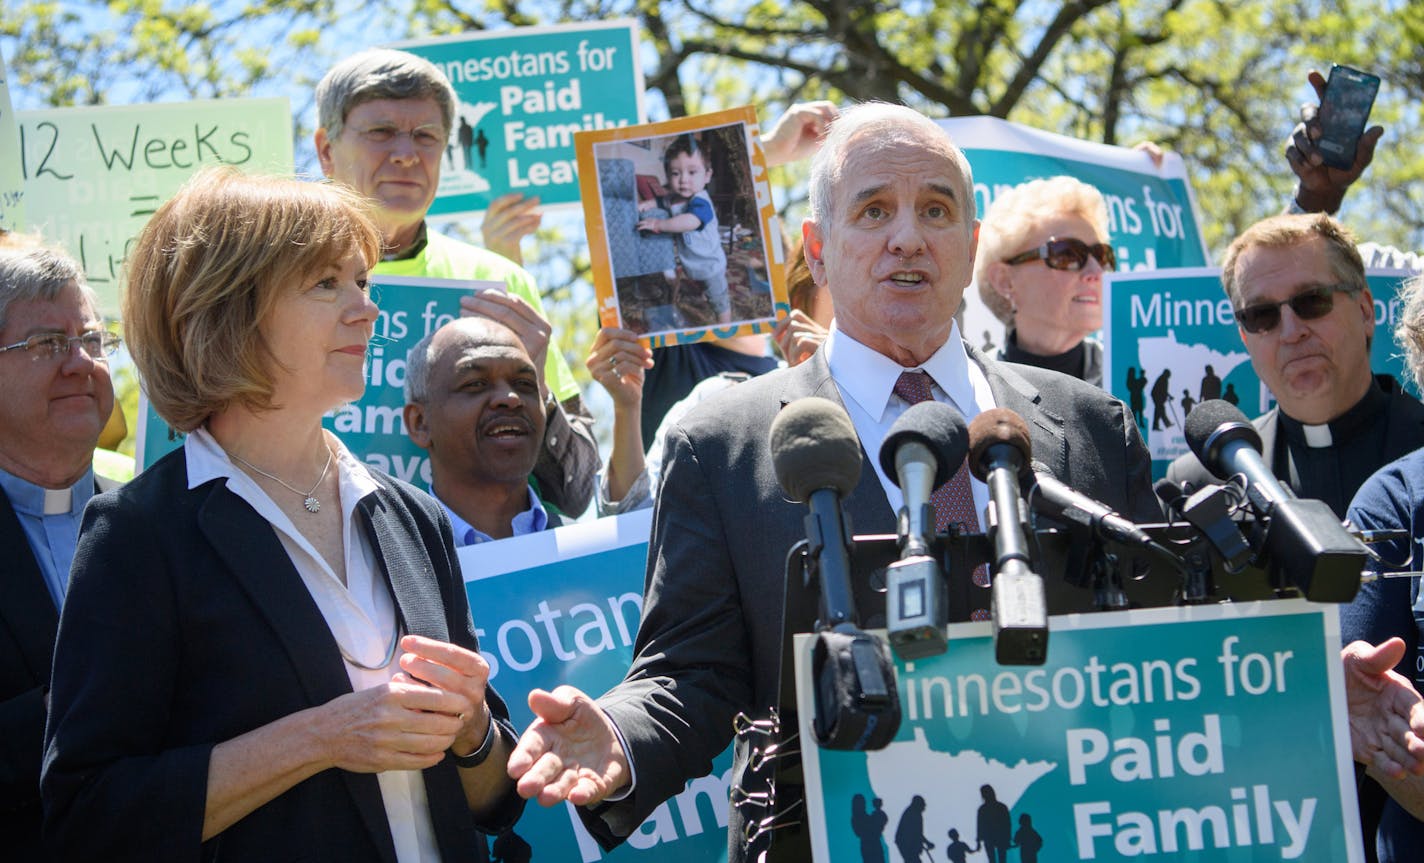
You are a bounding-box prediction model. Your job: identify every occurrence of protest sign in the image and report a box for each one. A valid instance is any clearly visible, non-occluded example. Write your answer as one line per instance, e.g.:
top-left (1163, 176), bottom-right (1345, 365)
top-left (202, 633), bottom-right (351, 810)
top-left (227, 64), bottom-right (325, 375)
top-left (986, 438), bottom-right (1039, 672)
top-left (576, 106), bottom-right (787, 347)
top-left (0, 48), bottom-right (24, 233)
top-left (393, 21), bottom-right (644, 217)
top-left (1102, 267), bottom-right (1416, 474)
top-left (137, 274), bottom-right (476, 474)
top-left (940, 117), bottom-right (1209, 355)
top-left (15, 97), bottom-right (293, 316)
top-left (459, 511), bottom-right (732, 861)
top-left (797, 600), bottom-right (1361, 862)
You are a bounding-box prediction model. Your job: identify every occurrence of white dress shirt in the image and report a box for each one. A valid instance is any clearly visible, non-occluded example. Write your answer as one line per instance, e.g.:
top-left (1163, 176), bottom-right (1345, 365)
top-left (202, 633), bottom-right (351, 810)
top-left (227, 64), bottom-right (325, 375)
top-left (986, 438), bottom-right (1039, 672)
top-left (186, 428), bottom-right (441, 863)
top-left (823, 320), bottom-right (998, 518)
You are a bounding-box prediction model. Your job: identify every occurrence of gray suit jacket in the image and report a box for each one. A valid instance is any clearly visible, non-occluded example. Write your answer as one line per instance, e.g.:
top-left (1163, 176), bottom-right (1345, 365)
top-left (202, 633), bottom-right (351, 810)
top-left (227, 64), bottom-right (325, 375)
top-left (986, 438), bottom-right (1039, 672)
top-left (583, 345), bottom-right (1161, 862)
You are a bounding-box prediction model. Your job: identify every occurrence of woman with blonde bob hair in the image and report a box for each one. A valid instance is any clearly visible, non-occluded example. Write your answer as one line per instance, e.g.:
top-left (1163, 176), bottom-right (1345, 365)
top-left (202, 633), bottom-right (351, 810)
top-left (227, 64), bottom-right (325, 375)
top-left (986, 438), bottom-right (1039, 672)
top-left (974, 175), bottom-right (1115, 386)
top-left (42, 168), bottom-right (524, 861)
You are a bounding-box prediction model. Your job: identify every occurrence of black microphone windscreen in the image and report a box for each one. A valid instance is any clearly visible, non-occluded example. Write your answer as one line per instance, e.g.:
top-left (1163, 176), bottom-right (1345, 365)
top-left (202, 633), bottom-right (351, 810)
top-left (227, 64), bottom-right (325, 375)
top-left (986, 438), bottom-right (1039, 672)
top-left (967, 408), bottom-right (1032, 483)
top-left (770, 397), bottom-right (863, 502)
top-left (877, 401), bottom-right (968, 489)
top-left (1183, 399), bottom-right (1262, 477)
top-left (1154, 478), bottom-right (1186, 509)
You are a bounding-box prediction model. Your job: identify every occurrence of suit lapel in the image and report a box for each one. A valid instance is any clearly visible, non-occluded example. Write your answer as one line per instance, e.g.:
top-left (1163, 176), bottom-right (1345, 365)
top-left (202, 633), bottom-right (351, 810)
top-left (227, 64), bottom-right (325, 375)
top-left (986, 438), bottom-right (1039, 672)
top-left (196, 481), bottom-right (398, 863)
top-left (972, 345), bottom-right (1069, 479)
top-left (0, 489), bottom-right (60, 682)
top-left (776, 352), bottom-right (894, 534)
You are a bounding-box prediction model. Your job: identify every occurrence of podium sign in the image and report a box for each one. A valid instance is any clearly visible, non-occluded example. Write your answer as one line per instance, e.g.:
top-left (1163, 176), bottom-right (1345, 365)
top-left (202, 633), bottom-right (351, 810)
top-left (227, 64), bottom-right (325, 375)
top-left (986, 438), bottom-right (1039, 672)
top-left (795, 601), bottom-right (1361, 862)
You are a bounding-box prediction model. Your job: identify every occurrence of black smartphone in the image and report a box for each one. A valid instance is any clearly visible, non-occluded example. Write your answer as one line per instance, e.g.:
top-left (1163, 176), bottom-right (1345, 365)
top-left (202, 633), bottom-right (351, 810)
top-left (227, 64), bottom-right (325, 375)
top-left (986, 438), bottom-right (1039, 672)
top-left (1315, 64), bottom-right (1381, 170)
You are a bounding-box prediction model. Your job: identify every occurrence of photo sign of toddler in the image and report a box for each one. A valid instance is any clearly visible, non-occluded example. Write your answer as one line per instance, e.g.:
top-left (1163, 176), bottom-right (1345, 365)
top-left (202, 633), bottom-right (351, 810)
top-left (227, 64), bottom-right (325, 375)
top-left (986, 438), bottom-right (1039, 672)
top-left (575, 107), bottom-right (788, 346)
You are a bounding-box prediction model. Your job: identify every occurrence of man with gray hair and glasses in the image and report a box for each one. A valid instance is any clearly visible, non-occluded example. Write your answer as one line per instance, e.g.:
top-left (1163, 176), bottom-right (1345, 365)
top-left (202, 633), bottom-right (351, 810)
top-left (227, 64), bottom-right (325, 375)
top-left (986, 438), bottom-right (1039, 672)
top-left (0, 243), bottom-right (119, 858)
top-left (314, 48), bottom-right (598, 517)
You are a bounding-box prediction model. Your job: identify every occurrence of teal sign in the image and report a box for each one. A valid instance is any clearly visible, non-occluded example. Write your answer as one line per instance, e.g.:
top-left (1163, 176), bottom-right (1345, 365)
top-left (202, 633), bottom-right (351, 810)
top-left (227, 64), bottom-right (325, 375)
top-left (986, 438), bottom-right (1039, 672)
top-left (137, 275), bottom-right (473, 475)
top-left (460, 511), bottom-right (731, 861)
top-left (941, 117), bottom-right (1210, 357)
top-left (798, 601), bottom-right (1360, 862)
top-left (394, 21), bottom-right (644, 217)
top-left (1103, 268), bottom-right (1417, 476)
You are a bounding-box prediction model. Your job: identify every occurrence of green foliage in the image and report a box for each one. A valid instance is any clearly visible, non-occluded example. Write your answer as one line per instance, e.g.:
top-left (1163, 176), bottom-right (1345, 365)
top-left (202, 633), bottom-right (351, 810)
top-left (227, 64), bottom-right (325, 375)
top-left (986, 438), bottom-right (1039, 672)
top-left (4, 0), bottom-right (1421, 451)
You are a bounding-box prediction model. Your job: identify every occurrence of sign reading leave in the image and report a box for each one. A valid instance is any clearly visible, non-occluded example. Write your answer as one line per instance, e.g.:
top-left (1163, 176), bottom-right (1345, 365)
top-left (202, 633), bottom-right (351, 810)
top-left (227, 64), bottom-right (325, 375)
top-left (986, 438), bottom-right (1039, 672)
top-left (393, 20), bottom-right (644, 217)
top-left (15, 97), bottom-right (293, 315)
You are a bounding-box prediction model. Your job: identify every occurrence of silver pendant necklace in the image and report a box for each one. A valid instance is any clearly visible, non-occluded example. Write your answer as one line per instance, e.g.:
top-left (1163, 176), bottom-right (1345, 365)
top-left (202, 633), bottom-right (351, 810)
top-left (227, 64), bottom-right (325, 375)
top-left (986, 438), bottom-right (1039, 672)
top-left (340, 621), bottom-right (403, 671)
top-left (230, 447), bottom-right (335, 514)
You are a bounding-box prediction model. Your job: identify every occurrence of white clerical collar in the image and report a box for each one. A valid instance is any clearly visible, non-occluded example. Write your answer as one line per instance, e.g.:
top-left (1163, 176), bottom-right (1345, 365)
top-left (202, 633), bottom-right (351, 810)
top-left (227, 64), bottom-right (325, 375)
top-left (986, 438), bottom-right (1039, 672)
top-left (1301, 423), bottom-right (1332, 448)
top-left (43, 486), bottom-right (73, 515)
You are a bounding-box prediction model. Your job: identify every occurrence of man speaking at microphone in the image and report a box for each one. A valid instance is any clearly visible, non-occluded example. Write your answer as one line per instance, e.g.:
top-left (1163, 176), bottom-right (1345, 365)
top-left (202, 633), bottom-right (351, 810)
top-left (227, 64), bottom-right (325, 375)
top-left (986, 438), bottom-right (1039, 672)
top-left (506, 103), bottom-right (1162, 862)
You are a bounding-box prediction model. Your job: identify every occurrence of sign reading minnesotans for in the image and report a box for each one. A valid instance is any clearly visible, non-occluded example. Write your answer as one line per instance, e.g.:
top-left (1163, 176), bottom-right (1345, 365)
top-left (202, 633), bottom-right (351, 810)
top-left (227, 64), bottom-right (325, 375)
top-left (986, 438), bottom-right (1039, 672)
top-left (393, 21), bottom-right (644, 218)
top-left (15, 97), bottom-right (293, 316)
top-left (1102, 267), bottom-right (1417, 476)
top-left (796, 601), bottom-right (1362, 862)
top-left (137, 274), bottom-right (477, 473)
top-left (940, 117), bottom-right (1209, 354)
top-left (459, 511), bottom-right (731, 862)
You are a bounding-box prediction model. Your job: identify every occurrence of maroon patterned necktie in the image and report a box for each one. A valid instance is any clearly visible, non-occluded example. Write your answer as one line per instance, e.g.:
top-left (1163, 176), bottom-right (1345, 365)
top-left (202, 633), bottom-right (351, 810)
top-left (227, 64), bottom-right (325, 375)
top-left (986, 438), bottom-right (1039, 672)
top-left (892, 370), bottom-right (992, 595)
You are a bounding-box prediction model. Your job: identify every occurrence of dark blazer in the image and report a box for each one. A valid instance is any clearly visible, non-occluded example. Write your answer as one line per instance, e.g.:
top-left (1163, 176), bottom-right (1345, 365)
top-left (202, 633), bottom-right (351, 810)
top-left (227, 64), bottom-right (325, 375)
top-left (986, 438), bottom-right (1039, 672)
top-left (40, 450), bottom-right (523, 862)
top-left (0, 473), bottom-right (117, 860)
top-left (583, 346), bottom-right (1162, 862)
top-left (1164, 375), bottom-right (1424, 506)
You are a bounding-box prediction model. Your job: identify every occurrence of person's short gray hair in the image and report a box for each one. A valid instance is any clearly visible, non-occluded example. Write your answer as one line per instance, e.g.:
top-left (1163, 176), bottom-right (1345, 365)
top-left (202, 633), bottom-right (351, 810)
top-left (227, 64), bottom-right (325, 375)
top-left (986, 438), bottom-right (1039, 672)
top-left (1395, 274), bottom-right (1424, 390)
top-left (405, 328), bottom-right (438, 404)
top-left (807, 102), bottom-right (974, 231)
top-left (316, 48), bottom-right (457, 140)
top-left (0, 247), bottom-right (98, 334)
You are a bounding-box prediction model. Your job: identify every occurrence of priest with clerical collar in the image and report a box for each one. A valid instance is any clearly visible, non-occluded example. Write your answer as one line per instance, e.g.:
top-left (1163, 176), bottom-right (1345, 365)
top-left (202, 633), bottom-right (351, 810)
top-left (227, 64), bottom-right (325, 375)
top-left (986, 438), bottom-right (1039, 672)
top-left (1166, 212), bottom-right (1424, 517)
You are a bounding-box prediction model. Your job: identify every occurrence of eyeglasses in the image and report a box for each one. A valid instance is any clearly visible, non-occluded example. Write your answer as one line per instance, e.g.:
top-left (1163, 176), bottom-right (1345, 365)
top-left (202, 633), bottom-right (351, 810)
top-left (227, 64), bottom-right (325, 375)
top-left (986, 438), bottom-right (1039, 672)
top-left (0, 331), bottom-right (121, 361)
top-left (1233, 284), bottom-right (1360, 334)
top-left (1005, 237), bottom-right (1117, 272)
top-left (349, 124), bottom-right (448, 152)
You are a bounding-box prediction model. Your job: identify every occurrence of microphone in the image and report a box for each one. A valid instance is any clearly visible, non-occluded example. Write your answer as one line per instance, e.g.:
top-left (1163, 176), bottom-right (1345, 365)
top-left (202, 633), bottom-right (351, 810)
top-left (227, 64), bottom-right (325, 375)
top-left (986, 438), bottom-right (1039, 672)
top-left (879, 401), bottom-right (967, 555)
top-left (967, 409), bottom-right (1047, 665)
top-left (769, 397), bottom-right (899, 750)
top-left (1185, 399), bottom-right (1365, 602)
top-left (1027, 460), bottom-right (1158, 550)
top-left (876, 401), bottom-right (968, 658)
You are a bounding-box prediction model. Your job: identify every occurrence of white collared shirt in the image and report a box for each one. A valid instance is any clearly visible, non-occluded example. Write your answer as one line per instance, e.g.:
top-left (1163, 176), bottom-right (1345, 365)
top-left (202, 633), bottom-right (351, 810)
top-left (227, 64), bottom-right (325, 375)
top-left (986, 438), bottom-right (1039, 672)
top-left (824, 320), bottom-right (997, 518)
top-left (185, 428), bottom-right (440, 863)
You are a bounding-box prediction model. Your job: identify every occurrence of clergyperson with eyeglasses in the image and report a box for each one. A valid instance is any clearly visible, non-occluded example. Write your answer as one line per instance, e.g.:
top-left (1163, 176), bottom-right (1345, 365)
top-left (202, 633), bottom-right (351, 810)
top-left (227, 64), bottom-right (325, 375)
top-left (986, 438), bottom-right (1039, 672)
top-left (40, 170), bottom-right (525, 862)
top-left (314, 48), bottom-right (599, 520)
top-left (974, 175), bottom-right (1117, 386)
top-left (1166, 213), bottom-right (1424, 518)
top-left (0, 244), bottom-right (119, 860)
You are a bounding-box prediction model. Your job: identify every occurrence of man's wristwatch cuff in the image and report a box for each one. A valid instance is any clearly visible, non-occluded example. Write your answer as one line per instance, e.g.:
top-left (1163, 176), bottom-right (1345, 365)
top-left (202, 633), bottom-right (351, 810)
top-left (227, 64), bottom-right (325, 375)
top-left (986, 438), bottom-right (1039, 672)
top-left (450, 710), bottom-right (501, 768)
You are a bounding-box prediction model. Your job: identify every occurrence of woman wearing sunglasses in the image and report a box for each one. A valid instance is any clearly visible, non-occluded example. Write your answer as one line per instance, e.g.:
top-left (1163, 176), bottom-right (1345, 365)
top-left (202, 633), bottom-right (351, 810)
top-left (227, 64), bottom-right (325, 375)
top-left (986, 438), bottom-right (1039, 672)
top-left (975, 176), bottom-right (1116, 386)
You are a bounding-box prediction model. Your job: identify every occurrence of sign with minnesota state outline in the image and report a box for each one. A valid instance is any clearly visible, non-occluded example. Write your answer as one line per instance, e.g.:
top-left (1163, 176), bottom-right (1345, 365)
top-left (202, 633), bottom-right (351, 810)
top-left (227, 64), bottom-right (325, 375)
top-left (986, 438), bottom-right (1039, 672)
top-left (392, 20), bottom-right (644, 217)
top-left (797, 601), bottom-right (1361, 862)
top-left (1103, 267), bottom-right (1418, 477)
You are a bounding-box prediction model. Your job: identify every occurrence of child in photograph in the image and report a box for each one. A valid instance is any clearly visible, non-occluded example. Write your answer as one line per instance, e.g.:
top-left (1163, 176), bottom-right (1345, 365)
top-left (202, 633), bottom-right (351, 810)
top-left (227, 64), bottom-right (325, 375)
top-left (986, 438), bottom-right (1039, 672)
top-left (636, 134), bottom-right (732, 325)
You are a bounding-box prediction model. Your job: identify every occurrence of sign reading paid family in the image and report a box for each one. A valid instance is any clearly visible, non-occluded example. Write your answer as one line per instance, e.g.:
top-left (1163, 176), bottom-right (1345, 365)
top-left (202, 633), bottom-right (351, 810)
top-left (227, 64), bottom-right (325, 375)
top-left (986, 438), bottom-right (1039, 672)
top-left (393, 20), bottom-right (645, 217)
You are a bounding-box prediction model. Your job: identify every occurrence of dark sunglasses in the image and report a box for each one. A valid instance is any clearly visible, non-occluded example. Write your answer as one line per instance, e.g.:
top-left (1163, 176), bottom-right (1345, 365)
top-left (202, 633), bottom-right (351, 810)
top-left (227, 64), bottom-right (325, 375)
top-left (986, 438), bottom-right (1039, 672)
top-left (1233, 283), bottom-right (1360, 334)
top-left (1004, 237), bottom-right (1116, 272)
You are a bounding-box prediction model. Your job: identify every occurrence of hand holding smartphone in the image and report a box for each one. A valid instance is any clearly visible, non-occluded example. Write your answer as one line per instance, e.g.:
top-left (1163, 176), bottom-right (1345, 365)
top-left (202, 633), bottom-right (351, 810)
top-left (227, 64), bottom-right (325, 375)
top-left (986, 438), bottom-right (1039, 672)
top-left (1315, 64), bottom-right (1381, 170)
